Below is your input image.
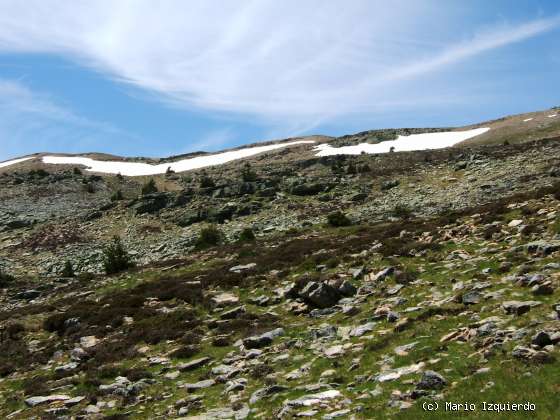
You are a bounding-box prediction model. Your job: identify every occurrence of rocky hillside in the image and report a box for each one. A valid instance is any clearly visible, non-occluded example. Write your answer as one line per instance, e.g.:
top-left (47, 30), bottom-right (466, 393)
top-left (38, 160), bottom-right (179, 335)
top-left (0, 108), bottom-right (560, 419)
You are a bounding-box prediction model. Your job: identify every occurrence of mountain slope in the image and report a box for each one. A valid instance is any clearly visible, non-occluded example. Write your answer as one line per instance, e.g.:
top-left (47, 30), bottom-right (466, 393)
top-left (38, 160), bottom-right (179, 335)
top-left (0, 108), bottom-right (559, 419)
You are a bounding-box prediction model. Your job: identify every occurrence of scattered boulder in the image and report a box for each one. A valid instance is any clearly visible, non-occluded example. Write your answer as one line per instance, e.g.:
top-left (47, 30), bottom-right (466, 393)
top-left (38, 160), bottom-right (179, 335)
top-left (532, 331), bottom-right (553, 347)
top-left (129, 192), bottom-right (171, 214)
top-left (502, 300), bottom-right (541, 315)
top-left (532, 282), bottom-right (554, 296)
top-left (283, 390), bottom-right (342, 408)
top-left (25, 395), bottom-right (71, 407)
top-left (512, 345), bottom-right (554, 364)
top-left (210, 292), bottom-right (240, 308)
top-left (14, 289), bottom-right (40, 300)
top-left (250, 385), bottom-right (288, 404)
top-left (350, 322), bottom-right (376, 337)
top-left (461, 290), bottom-right (482, 305)
top-left (229, 263), bottom-right (257, 273)
top-left (243, 328), bottom-right (284, 349)
top-left (381, 179), bottom-right (400, 191)
top-left (220, 305), bottom-right (246, 320)
top-left (177, 357), bottom-right (211, 372)
top-left (290, 182), bottom-right (330, 196)
top-left (183, 379), bottom-right (216, 392)
top-left (299, 281), bottom-right (341, 308)
top-left (371, 267), bottom-right (395, 282)
top-left (416, 370), bottom-right (447, 390)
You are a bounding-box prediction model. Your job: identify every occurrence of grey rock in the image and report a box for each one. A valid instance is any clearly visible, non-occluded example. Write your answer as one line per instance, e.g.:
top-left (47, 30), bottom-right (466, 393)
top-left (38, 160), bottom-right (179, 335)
top-left (14, 289), bottom-right (40, 300)
top-left (229, 263), bottom-right (257, 273)
top-left (337, 280), bottom-right (357, 297)
top-left (210, 292), bottom-right (239, 308)
top-left (350, 322), bottom-right (376, 337)
top-left (70, 347), bottom-right (87, 362)
top-left (310, 324), bottom-right (338, 340)
top-left (381, 179), bottom-right (400, 191)
top-left (416, 370), bottom-right (447, 390)
top-left (526, 240), bottom-right (560, 255)
top-left (386, 311), bottom-right (400, 323)
top-left (249, 385), bottom-right (288, 404)
top-left (129, 192), bottom-right (171, 215)
top-left (371, 267), bottom-right (395, 282)
top-left (224, 378), bottom-right (247, 393)
top-left (532, 331), bottom-right (552, 347)
top-left (64, 396), bottom-right (86, 407)
top-left (177, 357), bottom-right (211, 372)
top-left (531, 282), bottom-right (554, 296)
top-left (55, 362), bottom-right (79, 374)
top-left (502, 300), bottom-right (541, 315)
top-left (512, 345), bottom-right (554, 364)
top-left (249, 295), bottom-right (270, 306)
top-left (283, 390), bottom-right (342, 408)
top-left (462, 290), bottom-right (482, 305)
top-left (243, 328), bottom-right (284, 349)
top-left (350, 267), bottom-right (365, 279)
top-left (220, 305), bottom-right (246, 320)
top-left (25, 395), bottom-right (71, 407)
top-left (323, 409), bottom-right (352, 419)
top-left (183, 379), bottom-right (216, 392)
top-left (299, 281), bottom-right (340, 308)
top-left (387, 284), bottom-right (404, 295)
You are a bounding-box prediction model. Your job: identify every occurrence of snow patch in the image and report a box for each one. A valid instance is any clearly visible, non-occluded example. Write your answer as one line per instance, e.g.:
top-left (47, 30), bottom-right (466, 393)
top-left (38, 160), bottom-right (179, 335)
top-left (314, 127), bottom-right (490, 156)
top-left (0, 156), bottom-right (33, 168)
top-left (548, 114), bottom-right (557, 118)
top-left (41, 141), bottom-right (315, 176)
top-left (523, 118), bottom-right (533, 122)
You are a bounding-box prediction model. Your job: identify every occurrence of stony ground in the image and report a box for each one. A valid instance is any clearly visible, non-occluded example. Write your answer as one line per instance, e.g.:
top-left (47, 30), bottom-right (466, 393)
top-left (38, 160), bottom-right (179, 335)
top-left (1, 111), bottom-right (560, 419)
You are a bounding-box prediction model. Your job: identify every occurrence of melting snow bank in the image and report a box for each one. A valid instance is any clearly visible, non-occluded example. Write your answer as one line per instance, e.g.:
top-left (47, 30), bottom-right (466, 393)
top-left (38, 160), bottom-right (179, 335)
top-left (314, 127), bottom-right (490, 156)
top-left (41, 140), bottom-right (315, 176)
top-left (0, 156), bottom-right (34, 168)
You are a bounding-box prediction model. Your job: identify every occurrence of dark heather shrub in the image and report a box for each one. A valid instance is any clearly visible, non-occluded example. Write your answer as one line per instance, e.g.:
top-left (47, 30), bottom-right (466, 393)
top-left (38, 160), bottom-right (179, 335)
top-left (327, 211), bottom-right (352, 227)
top-left (102, 236), bottom-right (134, 275)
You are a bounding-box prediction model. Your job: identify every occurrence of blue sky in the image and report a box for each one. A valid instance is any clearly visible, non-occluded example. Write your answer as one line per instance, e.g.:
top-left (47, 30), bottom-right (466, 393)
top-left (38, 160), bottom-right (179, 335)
top-left (0, 0), bottom-right (559, 161)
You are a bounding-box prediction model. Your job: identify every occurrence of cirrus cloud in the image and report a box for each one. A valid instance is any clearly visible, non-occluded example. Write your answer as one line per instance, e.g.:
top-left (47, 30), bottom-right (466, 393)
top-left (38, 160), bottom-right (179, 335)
top-left (0, 0), bottom-right (558, 128)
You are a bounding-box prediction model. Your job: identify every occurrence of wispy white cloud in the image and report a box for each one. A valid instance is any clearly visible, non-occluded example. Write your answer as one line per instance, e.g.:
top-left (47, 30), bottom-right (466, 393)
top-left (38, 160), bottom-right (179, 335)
top-left (0, 1), bottom-right (558, 139)
top-left (0, 79), bottom-right (136, 160)
top-left (379, 15), bottom-right (560, 84)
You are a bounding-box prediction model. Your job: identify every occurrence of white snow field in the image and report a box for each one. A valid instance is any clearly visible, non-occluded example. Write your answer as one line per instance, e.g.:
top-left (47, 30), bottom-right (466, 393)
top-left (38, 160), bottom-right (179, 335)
top-left (2, 128), bottom-right (491, 174)
top-left (523, 118), bottom-right (534, 122)
top-left (548, 114), bottom-right (557, 118)
top-left (314, 127), bottom-right (490, 156)
top-left (0, 156), bottom-right (34, 168)
top-left (41, 140), bottom-right (315, 176)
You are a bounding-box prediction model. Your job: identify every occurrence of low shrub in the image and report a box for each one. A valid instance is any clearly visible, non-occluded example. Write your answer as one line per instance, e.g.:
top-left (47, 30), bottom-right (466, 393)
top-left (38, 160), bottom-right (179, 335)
top-left (195, 225), bottom-right (222, 249)
top-left (127, 310), bottom-right (199, 345)
top-left (0, 269), bottom-right (14, 288)
top-left (85, 339), bottom-right (138, 366)
top-left (6, 322), bottom-right (25, 340)
top-left (241, 163), bottom-right (258, 182)
top-left (327, 211), bottom-right (352, 227)
top-left (103, 236), bottom-right (134, 275)
top-left (199, 170), bottom-right (215, 188)
top-left (43, 313), bottom-right (68, 334)
top-left (391, 204), bottom-right (413, 220)
top-left (111, 190), bottom-right (124, 201)
top-left (141, 179), bottom-right (158, 195)
top-left (238, 227), bottom-right (256, 242)
top-left (62, 260), bottom-right (75, 277)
